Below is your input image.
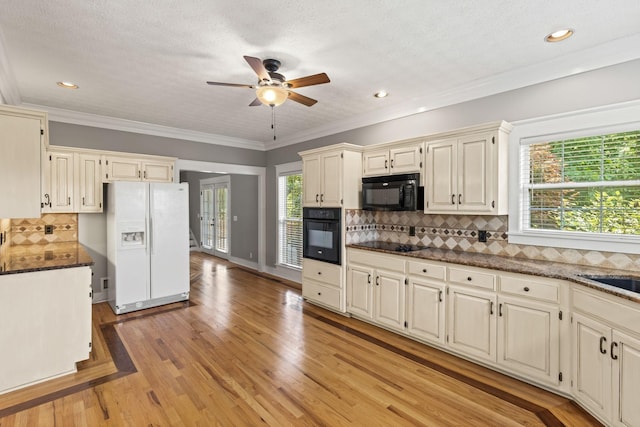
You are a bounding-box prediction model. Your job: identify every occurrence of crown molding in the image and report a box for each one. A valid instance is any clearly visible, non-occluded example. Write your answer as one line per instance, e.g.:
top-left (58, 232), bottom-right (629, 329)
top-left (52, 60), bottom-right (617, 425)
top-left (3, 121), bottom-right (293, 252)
top-left (265, 33), bottom-right (640, 150)
top-left (21, 103), bottom-right (267, 151)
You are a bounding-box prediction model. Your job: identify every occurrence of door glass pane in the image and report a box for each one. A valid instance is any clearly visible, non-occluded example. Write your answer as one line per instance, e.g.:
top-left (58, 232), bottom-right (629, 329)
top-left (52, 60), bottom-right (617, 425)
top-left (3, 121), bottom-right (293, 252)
top-left (215, 186), bottom-right (228, 253)
top-left (201, 187), bottom-right (214, 249)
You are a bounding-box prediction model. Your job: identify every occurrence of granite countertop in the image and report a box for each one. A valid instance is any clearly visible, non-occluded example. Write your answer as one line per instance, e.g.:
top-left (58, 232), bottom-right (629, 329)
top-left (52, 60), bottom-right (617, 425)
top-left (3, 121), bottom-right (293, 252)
top-left (0, 242), bottom-right (94, 275)
top-left (347, 242), bottom-right (640, 303)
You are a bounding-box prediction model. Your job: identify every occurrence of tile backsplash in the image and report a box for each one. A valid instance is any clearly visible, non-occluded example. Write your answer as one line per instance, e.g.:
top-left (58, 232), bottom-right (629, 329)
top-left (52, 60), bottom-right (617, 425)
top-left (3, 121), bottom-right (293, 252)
top-left (345, 210), bottom-right (640, 272)
top-left (6, 213), bottom-right (78, 245)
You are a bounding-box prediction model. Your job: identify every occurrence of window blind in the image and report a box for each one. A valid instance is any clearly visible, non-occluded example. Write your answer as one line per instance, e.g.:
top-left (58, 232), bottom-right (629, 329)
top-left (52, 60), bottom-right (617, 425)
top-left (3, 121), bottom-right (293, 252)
top-left (278, 172), bottom-right (303, 268)
top-left (521, 129), bottom-right (640, 235)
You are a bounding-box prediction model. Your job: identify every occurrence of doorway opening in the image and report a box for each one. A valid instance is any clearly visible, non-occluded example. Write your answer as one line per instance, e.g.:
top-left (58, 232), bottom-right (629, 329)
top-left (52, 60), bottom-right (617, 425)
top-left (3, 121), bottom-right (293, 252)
top-left (200, 176), bottom-right (230, 259)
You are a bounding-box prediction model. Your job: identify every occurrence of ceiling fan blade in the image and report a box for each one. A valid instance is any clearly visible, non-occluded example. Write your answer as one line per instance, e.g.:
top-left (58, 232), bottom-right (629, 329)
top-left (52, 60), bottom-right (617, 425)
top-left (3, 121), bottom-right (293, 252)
top-left (285, 73), bottom-right (330, 89)
top-left (249, 98), bottom-right (262, 107)
top-left (206, 81), bottom-right (254, 88)
top-left (243, 56), bottom-right (271, 82)
top-left (288, 90), bottom-right (318, 107)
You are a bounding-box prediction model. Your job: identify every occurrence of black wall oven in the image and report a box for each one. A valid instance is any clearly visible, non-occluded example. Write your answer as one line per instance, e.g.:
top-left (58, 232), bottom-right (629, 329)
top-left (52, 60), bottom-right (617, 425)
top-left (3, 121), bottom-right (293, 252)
top-left (303, 207), bottom-right (341, 265)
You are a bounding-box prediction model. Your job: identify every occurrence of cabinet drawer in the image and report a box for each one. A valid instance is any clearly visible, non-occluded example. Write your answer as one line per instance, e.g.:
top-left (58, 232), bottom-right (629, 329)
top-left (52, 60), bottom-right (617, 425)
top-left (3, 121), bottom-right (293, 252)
top-left (407, 261), bottom-right (445, 281)
top-left (303, 259), bottom-right (342, 287)
top-left (303, 280), bottom-right (341, 309)
top-left (500, 275), bottom-right (559, 303)
top-left (348, 249), bottom-right (405, 273)
top-left (449, 267), bottom-right (495, 290)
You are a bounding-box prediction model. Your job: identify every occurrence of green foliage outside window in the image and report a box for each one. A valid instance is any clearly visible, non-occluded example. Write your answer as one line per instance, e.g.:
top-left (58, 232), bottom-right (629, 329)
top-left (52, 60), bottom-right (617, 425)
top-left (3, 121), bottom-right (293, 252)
top-left (527, 130), bottom-right (640, 235)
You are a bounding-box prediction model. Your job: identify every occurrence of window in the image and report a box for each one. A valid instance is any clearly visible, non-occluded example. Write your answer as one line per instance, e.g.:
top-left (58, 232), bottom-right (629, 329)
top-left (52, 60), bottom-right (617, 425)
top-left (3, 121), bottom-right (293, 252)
top-left (522, 130), bottom-right (640, 235)
top-left (509, 100), bottom-right (640, 254)
top-left (277, 162), bottom-right (303, 269)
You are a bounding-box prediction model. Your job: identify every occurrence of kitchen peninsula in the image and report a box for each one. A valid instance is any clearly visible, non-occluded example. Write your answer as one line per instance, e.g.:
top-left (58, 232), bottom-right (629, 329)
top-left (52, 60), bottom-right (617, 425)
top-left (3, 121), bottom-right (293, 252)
top-left (0, 242), bottom-right (93, 395)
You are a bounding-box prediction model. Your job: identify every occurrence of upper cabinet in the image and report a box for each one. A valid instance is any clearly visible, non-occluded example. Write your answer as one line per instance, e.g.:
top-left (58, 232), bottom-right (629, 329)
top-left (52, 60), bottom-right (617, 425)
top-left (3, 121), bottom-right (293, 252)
top-left (0, 105), bottom-right (48, 219)
top-left (41, 147), bottom-right (175, 213)
top-left (363, 141), bottom-right (423, 179)
top-left (42, 147), bottom-right (103, 213)
top-left (300, 144), bottom-right (362, 208)
top-left (103, 155), bottom-right (174, 183)
top-left (425, 121), bottom-right (512, 215)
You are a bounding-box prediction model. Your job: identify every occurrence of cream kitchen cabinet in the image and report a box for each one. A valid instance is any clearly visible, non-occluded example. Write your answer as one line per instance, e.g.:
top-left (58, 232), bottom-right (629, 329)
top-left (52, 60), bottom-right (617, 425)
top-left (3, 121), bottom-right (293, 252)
top-left (42, 147), bottom-right (103, 213)
top-left (302, 258), bottom-right (344, 312)
top-left (425, 121), bottom-right (511, 215)
top-left (299, 144), bottom-right (362, 208)
top-left (103, 155), bottom-right (174, 183)
top-left (447, 284), bottom-right (497, 363)
top-left (347, 249), bottom-right (406, 332)
top-left (362, 142), bottom-right (423, 178)
top-left (0, 105), bottom-right (48, 218)
top-left (406, 260), bottom-right (447, 345)
top-left (572, 287), bottom-right (640, 426)
top-left (497, 274), bottom-right (563, 387)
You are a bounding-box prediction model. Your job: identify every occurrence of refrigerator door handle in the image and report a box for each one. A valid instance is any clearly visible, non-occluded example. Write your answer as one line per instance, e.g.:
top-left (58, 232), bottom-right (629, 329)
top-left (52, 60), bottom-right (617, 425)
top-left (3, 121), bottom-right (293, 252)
top-left (149, 217), bottom-right (153, 254)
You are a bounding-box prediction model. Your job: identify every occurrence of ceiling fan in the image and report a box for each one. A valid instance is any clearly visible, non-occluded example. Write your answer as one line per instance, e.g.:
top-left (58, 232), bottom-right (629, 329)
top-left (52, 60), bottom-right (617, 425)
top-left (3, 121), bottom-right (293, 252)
top-left (206, 56), bottom-right (330, 107)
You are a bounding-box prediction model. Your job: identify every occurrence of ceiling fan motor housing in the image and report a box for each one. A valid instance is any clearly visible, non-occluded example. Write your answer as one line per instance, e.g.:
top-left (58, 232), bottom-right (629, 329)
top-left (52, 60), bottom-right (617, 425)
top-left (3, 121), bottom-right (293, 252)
top-left (263, 58), bottom-right (281, 72)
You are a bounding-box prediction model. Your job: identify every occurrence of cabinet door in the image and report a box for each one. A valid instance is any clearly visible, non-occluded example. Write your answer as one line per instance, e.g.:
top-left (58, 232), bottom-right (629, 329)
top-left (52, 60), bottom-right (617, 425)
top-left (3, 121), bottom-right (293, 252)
top-left (347, 264), bottom-right (373, 318)
top-left (612, 330), bottom-right (640, 427)
top-left (407, 278), bottom-right (445, 344)
top-left (389, 144), bottom-right (422, 174)
top-left (78, 153), bottom-right (103, 212)
top-left (302, 155), bottom-right (321, 206)
top-left (0, 113), bottom-right (42, 218)
top-left (320, 152), bottom-right (342, 206)
top-left (46, 151), bottom-right (74, 212)
top-left (572, 312), bottom-right (612, 424)
top-left (363, 149), bottom-right (389, 176)
top-left (457, 133), bottom-right (492, 212)
top-left (447, 285), bottom-right (497, 363)
top-left (143, 161), bottom-right (173, 182)
top-left (105, 157), bottom-right (141, 181)
top-left (497, 296), bottom-right (560, 385)
top-left (373, 269), bottom-right (405, 332)
top-left (426, 139), bottom-right (457, 211)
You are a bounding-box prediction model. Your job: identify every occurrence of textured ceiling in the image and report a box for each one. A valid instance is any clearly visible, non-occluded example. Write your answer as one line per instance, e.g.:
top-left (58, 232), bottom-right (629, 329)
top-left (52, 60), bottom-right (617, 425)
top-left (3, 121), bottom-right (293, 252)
top-left (0, 1), bottom-right (639, 150)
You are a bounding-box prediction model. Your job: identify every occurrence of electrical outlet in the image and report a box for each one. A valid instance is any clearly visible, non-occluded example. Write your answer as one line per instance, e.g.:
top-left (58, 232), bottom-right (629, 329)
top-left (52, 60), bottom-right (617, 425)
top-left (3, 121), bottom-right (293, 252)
top-left (101, 277), bottom-right (109, 290)
top-left (478, 230), bottom-right (487, 242)
top-left (44, 225), bottom-right (54, 234)
top-left (409, 226), bottom-right (416, 236)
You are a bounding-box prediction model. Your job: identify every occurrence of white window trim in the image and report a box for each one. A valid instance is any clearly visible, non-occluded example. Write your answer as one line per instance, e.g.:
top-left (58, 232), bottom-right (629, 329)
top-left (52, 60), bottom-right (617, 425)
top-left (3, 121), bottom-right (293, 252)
top-left (275, 161), bottom-right (303, 271)
top-left (508, 99), bottom-right (640, 254)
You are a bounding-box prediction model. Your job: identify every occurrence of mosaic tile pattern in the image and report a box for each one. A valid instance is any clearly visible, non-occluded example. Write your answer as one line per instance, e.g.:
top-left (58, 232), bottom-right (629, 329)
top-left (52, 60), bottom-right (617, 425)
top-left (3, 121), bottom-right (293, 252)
top-left (345, 209), bottom-right (640, 272)
top-left (8, 213), bottom-right (78, 245)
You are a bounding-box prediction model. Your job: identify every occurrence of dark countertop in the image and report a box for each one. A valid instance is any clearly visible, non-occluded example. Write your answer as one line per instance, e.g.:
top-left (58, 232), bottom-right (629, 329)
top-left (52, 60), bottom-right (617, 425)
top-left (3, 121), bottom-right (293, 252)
top-left (347, 242), bottom-right (640, 303)
top-left (0, 242), bottom-right (94, 275)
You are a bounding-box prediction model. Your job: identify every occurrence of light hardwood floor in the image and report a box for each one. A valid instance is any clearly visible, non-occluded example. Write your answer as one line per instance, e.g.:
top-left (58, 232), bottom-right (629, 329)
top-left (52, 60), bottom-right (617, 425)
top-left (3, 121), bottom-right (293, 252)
top-left (0, 252), bottom-right (601, 426)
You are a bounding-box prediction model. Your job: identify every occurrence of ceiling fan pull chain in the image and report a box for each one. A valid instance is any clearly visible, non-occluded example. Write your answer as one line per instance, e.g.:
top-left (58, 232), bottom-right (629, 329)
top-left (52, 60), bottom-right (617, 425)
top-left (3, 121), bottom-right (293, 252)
top-left (271, 105), bottom-right (277, 141)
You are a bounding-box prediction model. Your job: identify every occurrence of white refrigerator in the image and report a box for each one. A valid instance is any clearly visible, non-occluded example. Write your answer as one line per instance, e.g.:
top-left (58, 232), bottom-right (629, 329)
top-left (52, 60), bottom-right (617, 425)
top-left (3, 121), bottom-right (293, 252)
top-left (107, 181), bottom-right (190, 314)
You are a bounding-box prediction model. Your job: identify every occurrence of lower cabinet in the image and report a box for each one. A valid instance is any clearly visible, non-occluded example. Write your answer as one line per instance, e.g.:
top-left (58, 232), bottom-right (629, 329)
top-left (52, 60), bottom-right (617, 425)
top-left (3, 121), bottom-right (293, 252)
top-left (497, 295), bottom-right (560, 385)
top-left (407, 278), bottom-right (446, 344)
top-left (347, 249), bottom-right (405, 332)
top-left (447, 284), bottom-right (497, 363)
top-left (572, 288), bottom-right (640, 426)
top-left (302, 258), bottom-right (344, 312)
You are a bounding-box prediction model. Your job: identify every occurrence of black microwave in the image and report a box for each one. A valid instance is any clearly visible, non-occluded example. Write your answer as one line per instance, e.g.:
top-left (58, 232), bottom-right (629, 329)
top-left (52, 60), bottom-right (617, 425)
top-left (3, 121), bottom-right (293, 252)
top-left (362, 173), bottom-right (424, 211)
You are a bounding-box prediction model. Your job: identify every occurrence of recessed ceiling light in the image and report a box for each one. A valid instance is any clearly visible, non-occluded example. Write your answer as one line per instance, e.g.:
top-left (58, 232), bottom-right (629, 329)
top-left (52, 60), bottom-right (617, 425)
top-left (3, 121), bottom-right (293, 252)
top-left (374, 90), bottom-right (388, 98)
top-left (545, 29), bottom-right (574, 43)
top-left (57, 81), bottom-right (79, 89)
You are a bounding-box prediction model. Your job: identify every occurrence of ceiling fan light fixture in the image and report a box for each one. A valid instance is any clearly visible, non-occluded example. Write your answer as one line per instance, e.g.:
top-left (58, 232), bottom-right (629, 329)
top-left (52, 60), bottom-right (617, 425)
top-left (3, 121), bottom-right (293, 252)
top-left (256, 85), bottom-right (288, 106)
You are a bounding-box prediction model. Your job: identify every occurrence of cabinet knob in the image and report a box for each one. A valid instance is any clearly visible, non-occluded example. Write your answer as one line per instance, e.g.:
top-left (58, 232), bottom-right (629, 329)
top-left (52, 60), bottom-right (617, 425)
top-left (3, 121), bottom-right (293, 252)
top-left (422, 268), bottom-right (427, 273)
top-left (317, 292), bottom-right (322, 296)
top-left (523, 286), bottom-right (530, 292)
top-left (317, 271), bottom-right (322, 275)
top-left (467, 276), bottom-right (472, 281)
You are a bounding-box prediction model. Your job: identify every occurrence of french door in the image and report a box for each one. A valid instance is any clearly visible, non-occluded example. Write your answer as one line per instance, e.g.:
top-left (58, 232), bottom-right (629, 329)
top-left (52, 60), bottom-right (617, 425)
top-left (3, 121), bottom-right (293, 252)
top-left (200, 178), bottom-right (229, 258)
